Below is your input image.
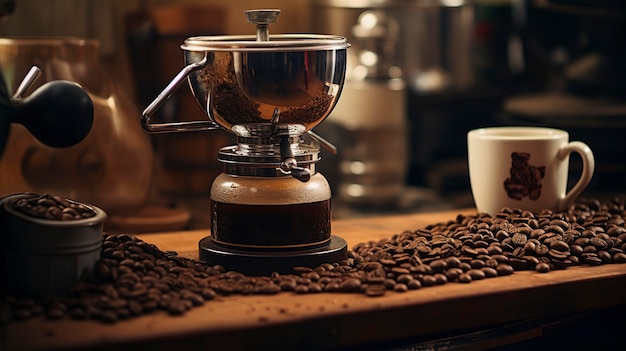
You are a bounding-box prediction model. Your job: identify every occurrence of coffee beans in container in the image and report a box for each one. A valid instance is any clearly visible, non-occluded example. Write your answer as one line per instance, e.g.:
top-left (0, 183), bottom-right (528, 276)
top-left (11, 193), bottom-right (97, 221)
top-left (1, 197), bottom-right (625, 325)
top-left (0, 193), bottom-right (106, 298)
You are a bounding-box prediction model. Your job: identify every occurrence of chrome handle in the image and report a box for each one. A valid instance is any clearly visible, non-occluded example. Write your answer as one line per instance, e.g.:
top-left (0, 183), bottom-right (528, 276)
top-left (141, 54), bottom-right (220, 134)
top-left (279, 136), bottom-right (311, 182)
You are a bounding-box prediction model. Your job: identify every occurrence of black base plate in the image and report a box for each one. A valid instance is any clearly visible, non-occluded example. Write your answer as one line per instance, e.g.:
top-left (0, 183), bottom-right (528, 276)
top-left (198, 235), bottom-right (348, 276)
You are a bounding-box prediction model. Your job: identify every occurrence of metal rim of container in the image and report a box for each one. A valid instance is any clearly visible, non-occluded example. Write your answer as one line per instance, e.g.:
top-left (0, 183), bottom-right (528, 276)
top-left (182, 34), bottom-right (350, 52)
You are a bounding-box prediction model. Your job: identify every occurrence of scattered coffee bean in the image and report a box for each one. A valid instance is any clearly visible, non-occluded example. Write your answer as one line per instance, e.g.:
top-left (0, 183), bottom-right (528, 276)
top-left (481, 267), bottom-right (498, 278)
top-left (458, 273), bottom-right (472, 283)
top-left (364, 284), bottom-right (386, 297)
top-left (535, 262), bottom-right (551, 273)
top-left (394, 284), bottom-right (408, 293)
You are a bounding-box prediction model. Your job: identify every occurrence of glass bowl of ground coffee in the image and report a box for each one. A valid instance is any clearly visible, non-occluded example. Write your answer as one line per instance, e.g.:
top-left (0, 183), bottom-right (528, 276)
top-left (0, 192), bottom-right (106, 297)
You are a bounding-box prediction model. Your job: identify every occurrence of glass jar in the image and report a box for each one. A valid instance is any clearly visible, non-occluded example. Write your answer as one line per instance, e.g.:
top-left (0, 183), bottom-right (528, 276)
top-left (209, 172), bottom-right (332, 248)
top-left (0, 38), bottom-right (154, 214)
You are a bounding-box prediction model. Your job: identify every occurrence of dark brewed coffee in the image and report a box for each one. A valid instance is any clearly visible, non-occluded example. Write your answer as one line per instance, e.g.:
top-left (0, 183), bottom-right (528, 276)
top-left (210, 199), bottom-right (331, 248)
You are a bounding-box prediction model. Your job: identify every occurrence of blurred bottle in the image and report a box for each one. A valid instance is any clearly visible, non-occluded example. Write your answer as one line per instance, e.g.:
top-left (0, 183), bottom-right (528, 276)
top-left (326, 79), bottom-right (408, 208)
top-left (312, 3), bottom-right (409, 209)
top-left (0, 38), bottom-right (154, 215)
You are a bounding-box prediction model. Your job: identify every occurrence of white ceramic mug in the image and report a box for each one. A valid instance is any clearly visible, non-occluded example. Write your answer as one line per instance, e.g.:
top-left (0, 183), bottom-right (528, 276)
top-left (467, 126), bottom-right (595, 215)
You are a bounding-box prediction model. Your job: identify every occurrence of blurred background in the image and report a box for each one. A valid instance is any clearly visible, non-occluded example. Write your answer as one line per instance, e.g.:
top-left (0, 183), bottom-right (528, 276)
top-left (0, 0), bottom-right (624, 231)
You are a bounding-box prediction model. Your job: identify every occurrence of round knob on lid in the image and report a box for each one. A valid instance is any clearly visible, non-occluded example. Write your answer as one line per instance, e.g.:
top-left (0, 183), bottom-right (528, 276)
top-left (244, 9), bottom-right (281, 42)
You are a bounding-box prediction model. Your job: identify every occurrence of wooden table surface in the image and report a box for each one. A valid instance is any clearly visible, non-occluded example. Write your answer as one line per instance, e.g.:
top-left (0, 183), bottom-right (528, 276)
top-left (2, 208), bottom-right (626, 351)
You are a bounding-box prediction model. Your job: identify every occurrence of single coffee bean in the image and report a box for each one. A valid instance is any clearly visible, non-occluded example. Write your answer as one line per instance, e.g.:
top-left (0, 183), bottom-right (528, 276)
top-left (481, 267), bottom-right (498, 278)
top-left (459, 262), bottom-right (472, 272)
top-left (570, 244), bottom-right (584, 256)
top-left (429, 259), bottom-right (447, 273)
top-left (470, 259), bottom-right (485, 269)
top-left (512, 233), bottom-right (528, 246)
top-left (583, 245), bottom-right (598, 254)
top-left (396, 274), bottom-right (413, 285)
top-left (598, 251), bottom-right (612, 263)
top-left (585, 255), bottom-right (603, 266)
top-left (549, 240), bottom-right (570, 252)
top-left (458, 273), bottom-right (472, 283)
top-left (613, 252), bottom-right (626, 263)
top-left (575, 237), bottom-right (591, 247)
top-left (364, 284), bottom-right (386, 297)
top-left (421, 275), bottom-right (437, 287)
top-left (548, 249), bottom-right (569, 260)
top-left (294, 285), bottom-right (309, 294)
top-left (166, 300), bottom-right (187, 315)
top-left (393, 283), bottom-right (408, 292)
top-left (339, 278), bottom-right (361, 292)
top-left (445, 267), bottom-right (463, 282)
top-left (535, 262), bottom-right (551, 273)
top-left (487, 245), bottom-right (503, 255)
top-left (391, 267), bottom-right (410, 275)
top-left (467, 269), bottom-right (485, 280)
top-left (534, 244), bottom-right (549, 256)
top-left (433, 273), bottom-right (448, 285)
top-left (496, 264), bottom-right (514, 276)
top-left (523, 241), bottom-right (536, 253)
top-left (590, 237), bottom-right (608, 250)
top-left (407, 279), bottom-right (422, 290)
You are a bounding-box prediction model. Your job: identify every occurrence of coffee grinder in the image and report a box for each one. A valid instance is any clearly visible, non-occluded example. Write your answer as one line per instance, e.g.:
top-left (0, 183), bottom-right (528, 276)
top-left (141, 9), bottom-right (350, 275)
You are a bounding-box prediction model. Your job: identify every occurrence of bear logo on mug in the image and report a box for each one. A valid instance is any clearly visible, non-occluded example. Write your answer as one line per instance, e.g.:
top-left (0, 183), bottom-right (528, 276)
top-left (504, 152), bottom-right (545, 201)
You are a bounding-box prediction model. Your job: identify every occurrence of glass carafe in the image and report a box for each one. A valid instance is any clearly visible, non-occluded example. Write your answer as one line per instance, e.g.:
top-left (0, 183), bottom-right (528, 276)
top-left (0, 38), bottom-right (154, 214)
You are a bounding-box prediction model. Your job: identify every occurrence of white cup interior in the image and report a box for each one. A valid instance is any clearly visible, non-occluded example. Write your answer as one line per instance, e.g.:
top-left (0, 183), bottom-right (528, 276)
top-left (469, 127), bottom-right (567, 141)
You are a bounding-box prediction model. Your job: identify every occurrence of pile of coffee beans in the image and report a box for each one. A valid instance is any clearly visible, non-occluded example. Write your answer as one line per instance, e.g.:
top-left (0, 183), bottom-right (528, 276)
top-left (350, 197), bottom-right (626, 296)
top-left (10, 193), bottom-right (96, 221)
top-left (1, 197), bottom-right (625, 324)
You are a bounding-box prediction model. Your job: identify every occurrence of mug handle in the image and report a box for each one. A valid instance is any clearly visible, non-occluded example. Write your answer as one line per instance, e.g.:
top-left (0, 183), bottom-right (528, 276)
top-left (557, 141), bottom-right (595, 210)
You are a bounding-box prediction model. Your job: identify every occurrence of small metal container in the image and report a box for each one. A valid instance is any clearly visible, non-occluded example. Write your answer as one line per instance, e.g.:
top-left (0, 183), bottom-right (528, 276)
top-left (0, 193), bottom-right (106, 297)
